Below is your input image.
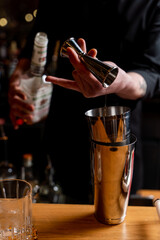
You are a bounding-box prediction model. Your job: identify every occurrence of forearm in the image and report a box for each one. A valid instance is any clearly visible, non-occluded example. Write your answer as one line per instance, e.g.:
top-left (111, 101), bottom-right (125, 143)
top-left (127, 72), bottom-right (147, 99)
top-left (46, 44), bottom-right (148, 100)
top-left (106, 67), bottom-right (147, 100)
top-left (115, 71), bottom-right (147, 100)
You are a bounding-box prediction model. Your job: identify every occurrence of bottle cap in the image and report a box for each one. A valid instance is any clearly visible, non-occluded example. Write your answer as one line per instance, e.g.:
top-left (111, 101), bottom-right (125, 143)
top-left (23, 154), bottom-right (33, 167)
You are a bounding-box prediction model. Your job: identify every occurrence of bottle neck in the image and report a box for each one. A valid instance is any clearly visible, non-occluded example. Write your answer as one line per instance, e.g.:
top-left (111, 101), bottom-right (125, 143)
top-left (23, 154), bottom-right (33, 168)
top-left (30, 32), bottom-right (48, 76)
top-left (30, 63), bottom-right (45, 76)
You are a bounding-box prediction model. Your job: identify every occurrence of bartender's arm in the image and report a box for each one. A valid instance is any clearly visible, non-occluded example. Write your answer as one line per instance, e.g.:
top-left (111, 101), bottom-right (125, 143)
top-left (46, 38), bottom-right (147, 100)
top-left (8, 59), bottom-right (34, 129)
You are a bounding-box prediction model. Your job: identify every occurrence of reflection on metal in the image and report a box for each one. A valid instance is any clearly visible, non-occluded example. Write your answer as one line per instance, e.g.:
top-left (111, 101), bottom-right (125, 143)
top-left (85, 106), bottom-right (130, 143)
top-left (86, 106), bottom-right (136, 224)
top-left (92, 136), bottom-right (136, 224)
top-left (60, 37), bottom-right (118, 87)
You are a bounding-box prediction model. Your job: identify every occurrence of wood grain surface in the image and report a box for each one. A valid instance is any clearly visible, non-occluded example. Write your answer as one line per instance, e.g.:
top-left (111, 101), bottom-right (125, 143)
top-left (32, 204), bottom-right (160, 240)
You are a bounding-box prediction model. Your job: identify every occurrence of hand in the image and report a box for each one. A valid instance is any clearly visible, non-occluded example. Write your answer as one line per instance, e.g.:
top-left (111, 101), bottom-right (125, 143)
top-left (8, 59), bottom-right (34, 129)
top-left (46, 38), bottom-right (147, 100)
top-left (46, 38), bottom-right (107, 98)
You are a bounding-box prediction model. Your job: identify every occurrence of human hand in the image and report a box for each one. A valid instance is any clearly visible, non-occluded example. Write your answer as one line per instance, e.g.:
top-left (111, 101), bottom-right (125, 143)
top-left (46, 38), bottom-right (107, 97)
top-left (46, 38), bottom-right (146, 100)
top-left (8, 59), bottom-right (34, 129)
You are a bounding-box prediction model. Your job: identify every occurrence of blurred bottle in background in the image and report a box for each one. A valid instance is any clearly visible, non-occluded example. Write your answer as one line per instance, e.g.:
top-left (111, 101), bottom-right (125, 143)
top-left (21, 153), bottom-right (40, 202)
top-left (0, 32), bottom-right (7, 63)
top-left (39, 154), bottom-right (65, 203)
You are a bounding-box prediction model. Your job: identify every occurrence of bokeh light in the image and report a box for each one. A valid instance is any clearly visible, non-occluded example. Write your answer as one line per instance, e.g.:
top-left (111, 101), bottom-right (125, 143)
top-left (33, 9), bottom-right (37, 17)
top-left (0, 18), bottom-right (8, 27)
top-left (25, 13), bottom-right (33, 22)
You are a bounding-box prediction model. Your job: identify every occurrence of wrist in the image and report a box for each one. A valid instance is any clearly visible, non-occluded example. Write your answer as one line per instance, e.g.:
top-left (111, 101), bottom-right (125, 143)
top-left (127, 72), bottom-right (147, 99)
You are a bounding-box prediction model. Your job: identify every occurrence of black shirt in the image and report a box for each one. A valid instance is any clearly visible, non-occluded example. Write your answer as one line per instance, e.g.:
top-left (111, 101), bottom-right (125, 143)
top-left (24, 0), bottom-right (160, 98)
top-left (22, 0), bottom-right (160, 201)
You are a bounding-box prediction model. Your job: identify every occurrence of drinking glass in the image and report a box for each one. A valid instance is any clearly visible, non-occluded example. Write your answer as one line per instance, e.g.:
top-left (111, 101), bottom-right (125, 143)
top-left (0, 179), bottom-right (33, 239)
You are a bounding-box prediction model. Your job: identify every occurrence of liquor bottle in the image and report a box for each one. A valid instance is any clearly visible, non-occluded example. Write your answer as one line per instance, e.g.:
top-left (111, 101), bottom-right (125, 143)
top-left (0, 118), bottom-right (17, 180)
top-left (21, 153), bottom-right (39, 202)
top-left (19, 32), bottom-right (53, 124)
top-left (39, 155), bottom-right (64, 203)
top-left (21, 154), bottom-right (34, 182)
top-left (21, 153), bottom-right (39, 186)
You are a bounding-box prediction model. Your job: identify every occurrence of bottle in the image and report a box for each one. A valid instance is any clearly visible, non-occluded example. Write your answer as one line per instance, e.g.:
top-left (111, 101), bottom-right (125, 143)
top-left (19, 32), bottom-right (53, 124)
top-left (21, 153), bottom-right (39, 202)
top-left (0, 118), bottom-right (17, 180)
top-left (21, 153), bottom-right (39, 186)
top-left (39, 155), bottom-right (64, 203)
top-left (0, 32), bottom-right (7, 62)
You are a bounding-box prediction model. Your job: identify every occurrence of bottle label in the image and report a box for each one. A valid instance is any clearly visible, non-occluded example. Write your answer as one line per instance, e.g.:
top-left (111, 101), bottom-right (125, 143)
top-left (20, 77), bottom-right (53, 123)
top-left (31, 44), bottom-right (47, 67)
top-left (31, 84), bottom-right (53, 123)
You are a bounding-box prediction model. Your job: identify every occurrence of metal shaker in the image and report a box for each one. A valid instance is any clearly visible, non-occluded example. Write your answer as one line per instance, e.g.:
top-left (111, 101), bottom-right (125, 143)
top-left (85, 106), bottom-right (130, 144)
top-left (60, 38), bottom-right (118, 87)
top-left (85, 106), bottom-right (136, 225)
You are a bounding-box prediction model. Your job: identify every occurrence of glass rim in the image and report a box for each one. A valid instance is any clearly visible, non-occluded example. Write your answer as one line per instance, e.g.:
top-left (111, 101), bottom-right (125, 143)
top-left (0, 178), bottom-right (32, 197)
top-left (85, 106), bottom-right (130, 118)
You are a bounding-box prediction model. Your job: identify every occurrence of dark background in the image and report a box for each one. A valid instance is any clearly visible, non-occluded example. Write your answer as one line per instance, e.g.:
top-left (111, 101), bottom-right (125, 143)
top-left (0, 0), bottom-right (160, 192)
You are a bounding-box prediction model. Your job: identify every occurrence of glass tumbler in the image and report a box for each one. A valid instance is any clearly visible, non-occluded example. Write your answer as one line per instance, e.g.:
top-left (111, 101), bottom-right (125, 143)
top-left (0, 179), bottom-right (32, 240)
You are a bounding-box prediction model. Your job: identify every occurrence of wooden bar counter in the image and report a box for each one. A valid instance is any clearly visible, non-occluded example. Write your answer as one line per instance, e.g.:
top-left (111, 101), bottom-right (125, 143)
top-left (32, 204), bottom-right (160, 240)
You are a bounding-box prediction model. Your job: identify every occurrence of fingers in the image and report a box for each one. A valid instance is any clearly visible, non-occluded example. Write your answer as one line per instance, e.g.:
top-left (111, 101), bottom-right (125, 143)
top-left (8, 88), bottom-right (26, 104)
top-left (10, 111), bottom-right (33, 130)
top-left (10, 110), bottom-right (33, 129)
top-left (10, 103), bottom-right (34, 122)
top-left (88, 48), bottom-right (97, 58)
top-left (67, 47), bottom-right (89, 75)
top-left (8, 61), bottom-right (34, 128)
top-left (66, 41), bottom-right (97, 74)
top-left (77, 38), bottom-right (87, 53)
top-left (11, 97), bottom-right (34, 112)
top-left (77, 38), bottom-right (97, 58)
top-left (9, 91), bottom-right (34, 129)
top-left (47, 38), bottom-right (106, 98)
top-left (46, 76), bottom-right (80, 92)
top-left (67, 47), bottom-right (82, 68)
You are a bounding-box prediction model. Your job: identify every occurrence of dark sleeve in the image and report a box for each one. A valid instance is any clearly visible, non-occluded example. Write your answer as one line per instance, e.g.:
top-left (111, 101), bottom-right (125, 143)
top-left (131, 3), bottom-right (160, 99)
